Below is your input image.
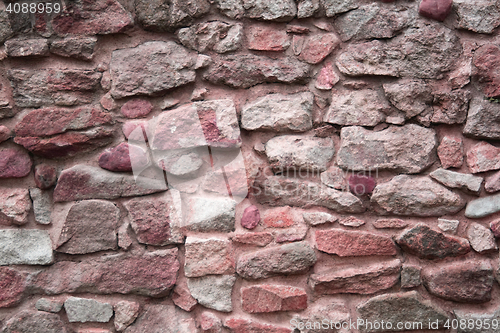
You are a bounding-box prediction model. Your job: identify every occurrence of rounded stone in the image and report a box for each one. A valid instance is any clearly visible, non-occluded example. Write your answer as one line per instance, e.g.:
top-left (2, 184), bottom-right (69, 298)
top-left (120, 99), bottom-right (153, 119)
top-left (241, 205), bottom-right (260, 229)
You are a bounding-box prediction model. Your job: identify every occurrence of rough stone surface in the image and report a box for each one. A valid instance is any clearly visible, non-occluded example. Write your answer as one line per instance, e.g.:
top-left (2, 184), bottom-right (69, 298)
top-left (5, 38), bottom-right (49, 57)
top-left (316, 229), bottom-right (397, 257)
top-left (455, 308), bottom-right (500, 333)
top-left (241, 285), bottom-right (307, 313)
top-left (302, 212), bottom-right (337, 226)
top-left (172, 284), bottom-right (197, 312)
top-left (200, 312), bottom-right (222, 332)
top-left (236, 241), bottom-right (316, 279)
top-left (120, 99), bottom-right (153, 119)
top-left (1, 310), bottom-right (68, 333)
top-left (185, 237), bottom-right (234, 277)
top-left (99, 143), bottom-right (149, 173)
top-left (474, 44), bottom-right (500, 98)
top-left (419, 0), bottom-right (453, 21)
top-left (396, 224), bottom-right (471, 259)
top-left (56, 200), bottom-right (120, 254)
top-left (240, 205), bottom-right (260, 229)
top-left (438, 135), bottom-right (464, 169)
top-left (438, 218), bottom-right (460, 234)
top-left (29, 188), bottom-right (52, 225)
top-left (0, 147), bottom-right (32, 178)
top-left (64, 297), bottom-right (113, 323)
top-left (123, 304), bottom-right (197, 333)
top-left (320, 165), bottom-right (346, 190)
top-left (204, 55), bottom-right (311, 88)
top-left (339, 216), bottom-right (365, 227)
top-left (310, 259), bottom-right (401, 295)
top-left (293, 33), bottom-right (340, 64)
top-left (184, 196), bottom-right (236, 232)
top-left (0, 230), bottom-right (53, 265)
top-left (401, 265), bottom-right (421, 288)
top-left (230, 232), bottom-right (273, 247)
top-left (34, 164), bottom-right (57, 190)
top-left (35, 298), bottom-right (63, 313)
top-left (430, 168), bottom-right (482, 195)
top-left (464, 98), bottom-right (500, 140)
top-left (371, 175), bottom-right (465, 216)
top-left (0, 267), bottom-right (25, 308)
top-left (321, 0), bottom-right (358, 16)
top-left (422, 261), bottom-right (494, 303)
top-left (114, 301), bottom-right (140, 332)
top-left (178, 21), bottom-right (242, 53)
top-left (465, 193), bottom-right (500, 218)
top-left (467, 141), bottom-right (500, 173)
top-left (383, 79), bottom-right (432, 119)
top-left (0, 188), bottom-right (30, 226)
top-left (491, 219), bottom-right (500, 237)
top-left (372, 219), bottom-right (408, 229)
top-left (110, 41), bottom-right (197, 99)
top-left (50, 37), bottom-right (97, 61)
top-left (454, 0), bottom-right (500, 34)
top-left (337, 125), bottom-right (437, 174)
top-left (29, 249), bottom-right (179, 297)
top-left (0, 126), bottom-right (11, 143)
top-left (247, 24), bottom-right (290, 51)
top-left (357, 291), bottom-right (449, 332)
top-left (468, 223), bottom-right (498, 253)
top-left (187, 275), bottom-right (236, 312)
top-left (349, 175), bottom-right (376, 196)
top-left (241, 92), bottom-right (313, 132)
top-left (315, 63), bottom-right (340, 90)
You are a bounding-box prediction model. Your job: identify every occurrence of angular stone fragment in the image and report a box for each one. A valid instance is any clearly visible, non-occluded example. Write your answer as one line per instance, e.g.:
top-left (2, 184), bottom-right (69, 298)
top-left (430, 88), bottom-right (471, 124)
top-left (474, 44), bottom-right (500, 100)
top-left (50, 37), bottom-right (97, 61)
top-left (56, 200), bottom-right (120, 254)
top-left (53, 165), bottom-right (166, 202)
top-left (114, 301), bottom-right (140, 332)
top-left (466, 193), bottom-right (500, 218)
top-left (184, 197), bottom-right (236, 232)
top-left (438, 218), bottom-right (459, 234)
top-left (320, 165), bottom-right (346, 190)
top-left (1, 311), bottom-right (67, 333)
top-left (316, 229), bottom-right (397, 257)
top-left (29, 249), bottom-right (179, 297)
top-left (321, 0), bottom-right (357, 16)
top-left (297, 0), bottom-right (320, 18)
top-left (29, 188), bottom-right (51, 225)
top-left (247, 24), bottom-right (290, 51)
top-left (35, 299), bottom-right (63, 313)
top-left (185, 237), bottom-right (234, 277)
top-left (396, 224), bottom-right (470, 259)
top-left (0, 267), bottom-right (25, 308)
top-left (123, 304), bottom-right (197, 333)
top-left (8, 69), bottom-right (102, 108)
top-left (241, 92), bottom-right (313, 132)
top-left (241, 285), bottom-right (307, 313)
top-left (337, 125), bottom-right (437, 174)
top-left (293, 33), bottom-right (340, 64)
top-left (438, 135), bottom-right (464, 169)
top-left (430, 168), bottom-right (483, 195)
top-left (199, 312), bottom-right (221, 332)
top-left (0, 147), bottom-right (32, 178)
top-left (464, 97), bottom-right (500, 139)
top-left (339, 216), bottom-right (365, 227)
top-left (178, 21), bottom-right (242, 53)
top-left (486, 171), bottom-right (500, 193)
top-left (310, 260), bottom-right (401, 295)
top-left (419, 0), bottom-right (453, 21)
top-left (204, 55), bottom-right (311, 88)
top-left (422, 261), bottom-right (494, 303)
top-left (243, 0), bottom-right (297, 21)
top-left (357, 291), bottom-right (449, 332)
top-left (236, 241), bottom-right (316, 279)
top-left (64, 297), bottom-right (113, 323)
top-left (383, 79), bottom-right (432, 119)
top-left (454, 0), bottom-right (500, 34)
top-left (302, 212), bottom-right (337, 226)
top-left (372, 176), bottom-right (465, 216)
top-left (172, 284), bottom-right (197, 312)
top-left (255, 176), bottom-right (365, 213)
top-left (335, 4), bottom-right (409, 41)
top-left (120, 99), bottom-right (153, 119)
top-left (467, 141), bottom-right (500, 173)
top-left (110, 42), bottom-right (197, 99)
top-left (324, 89), bottom-right (390, 126)
top-left (0, 188), bottom-right (30, 226)
top-left (0, 229), bottom-right (53, 265)
top-left (315, 63), bottom-right (340, 90)
top-left (401, 265), bottom-right (421, 288)
top-left (468, 223), bottom-right (498, 253)
top-left (5, 38), bottom-right (49, 57)
top-left (187, 275), bottom-right (236, 312)
top-left (230, 232), bottom-right (273, 247)
top-left (99, 143), bottom-right (149, 173)
top-left (349, 175), bottom-right (376, 196)
top-left (266, 136), bottom-right (334, 173)
top-left (372, 219), bottom-right (408, 229)
top-left (224, 318), bottom-right (292, 333)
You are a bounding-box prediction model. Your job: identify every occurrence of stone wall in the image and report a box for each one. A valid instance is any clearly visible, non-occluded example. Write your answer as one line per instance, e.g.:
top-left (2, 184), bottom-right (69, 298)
top-left (0, 0), bottom-right (500, 332)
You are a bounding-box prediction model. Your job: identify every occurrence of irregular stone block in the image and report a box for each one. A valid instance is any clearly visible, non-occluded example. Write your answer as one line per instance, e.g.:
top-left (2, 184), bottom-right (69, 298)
top-left (302, 211), bottom-right (337, 226)
top-left (383, 79), bottom-right (432, 119)
top-left (473, 44), bottom-right (500, 98)
top-left (187, 275), bottom-right (236, 312)
top-left (430, 168), bottom-right (483, 195)
top-left (240, 205), bottom-right (260, 229)
top-left (0, 188), bottom-right (30, 226)
top-left (455, 308), bottom-right (500, 333)
top-left (454, 0), bottom-right (500, 34)
top-left (419, 0), bottom-right (453, 21)
top-left (114, 301), bottom-right (140, 332)
top-left (0, 267), bottom-right (25, 308)
top-left (316, 229), bottom-right (397, 257)
top-left (49, 37), bottom-right (97, 61)
top-left (1, 311), bottom-right (67, 333)
top-left (372, 219), bottom-right (408, 229)
top-left (401, 265), bottom-right (421, 289)
top-left (0, 147), bottom-right (32, 178)
top-left (291, 300), bottom-right (350, 333)
top-left (293, 33), bottom-right (340, 64)
top-left (185, 237), bottom-right (234, 277)
top-left (468, 223), bottom-right (498, 253)
top-left (241, 285), bottom-right (307, 313)
top-left (178, 21), bottom-right (242, 53)
top-left (35, 298), bottom-right (63, 313)
top-left (467, 141), bottom-right (500, 173)
top-left (184, 197), bottom-right (236, 232)
top-left (321, 0), bottom-right (357, 16)
top-left (5, 38), bottom-right (49, 57)
top-left (122, 304), bottom-right (197, 333)
top-left (247, 24), bottom-right (290, 51)
top-left (172, 284), bottom-right (197, 312)
top-left (437, 218), bottom-right (459, 234)
top-left (64, 297), bottom-right (113, 323)
top-left (99, 143), bottom-right (149, 173)
top-left (437, 135), bottom-right (464, 169)
top-left (464, 97), bottom-right (500, 139)
top-left (230, 232), bottom-right (273, 247)
top-left (29, 188), bottom-right (51, 225)
top-left (0, 230), bottom-right (53, 265)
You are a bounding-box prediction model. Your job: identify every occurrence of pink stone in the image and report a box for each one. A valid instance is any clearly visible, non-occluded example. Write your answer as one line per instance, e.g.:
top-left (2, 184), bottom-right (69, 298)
top-left (0, 147), bottom-right (32, 178)
top-left (263, 206), bottom-right (295, 228)
top-left (0, 267), bottom-right (25, 308)
top-left (275, 225), bottom-right (308, 243)
top-left (230, 232), bottom-right (273, 246)
top-left (98, 142), bottom-right (149, 172)
top-left (34, 164), bottom-right (57, 190)
top-left (348, 175), bottom-right (376, 195)
top-left (339, 216), bottom-right (365, 227)
top-left (224, 318), bottom-right (292, 333)
top-left (0, 188), bottom-right (31, 226)
top-left (247, 24), bottom-right (290, 51)
top-left (491, 219), bottom-right (500, 238)
top-left (241, 205), bottom-right (260, 229)
top-left (486, 171), bottom-right (500, 193)
top-left (172, 284), bottom-right (197, 312)
top-left (373, 219), bottom-right (409, 229)
top-left (316, 229), bottom-right (397, 257)
top-left (419, 0), bottom-right (453, 22)
top-left (121, 99), bottom-right (153, 119)
top-left (294, 33), bottom-right (340, 64)
top-left (315, 63), bottom-right (339, 90)
top-left (241, 285), bottom-right (307, 313)
top-left (184, 237), bottom-right (234, 277)
top-left (474, 44), bottom-right (500, 98)
top-left (437, 135), bottom-right (463, 169)
top-left (122, 121), bottom-right (148, 141)
top-left (0, 126), bottom-right (11, 143)
top-left (200, 312), bottom-right (222, 333)
top-left (466, 141), bottom-right (500, 173)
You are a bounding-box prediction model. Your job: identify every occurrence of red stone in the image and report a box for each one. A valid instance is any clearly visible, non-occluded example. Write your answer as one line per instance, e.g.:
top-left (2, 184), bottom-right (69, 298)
top-left (474, 44), bottom-right (500, 98)
top-left (172, 284), bottom-right (197, 312)
top-left (98, 142), bottom-right (149, 172)
top-left (437, 135), bottom-right (463, 169)
top-left (419, 0), bottom-right (453, 21)
top-left (315, 63), bottom-right (339, 90)
top-left (0, 147), bottom-right (32, 178)
top-left (247, 24), bottom-right (290, 51)
top-left (490, 219), bottom-right (500, 237)
top-left (294, 33), bottom-right (340, 64)
top-left (241, 285), bottom-right (307, 313)
top-left (34, 164), bottom-right (57, 190)
top-left (224, 318), bottom-right (292, 333)
top-left (485, 170), bottom-right (500, 193)
top-left (230, 232), bottom-right (273, 246)
top-left (200, 312), bottom-right (222, 333)
top-left (121, 99), bottom-right (153, 119)
top-left (316, 229), bottom-right (397, 257)
top-left (0, 125), bottom-right (11, 143)
top-left (241, 205), bottom-right (260, 229)
top-left (349, 175), bottom-right (376, 195)
top-left (264, 206), bottom-right (295, 228)
top-left (0, 267), bottom-right (25, 308)
top-left (466, 141), bottom-right (500, 173)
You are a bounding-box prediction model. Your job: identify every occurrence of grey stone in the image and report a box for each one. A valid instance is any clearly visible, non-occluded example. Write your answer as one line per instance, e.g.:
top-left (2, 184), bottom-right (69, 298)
top-left (29, 188), bottom-right (51, 225)
top-left (466, 193), bottom-right (500, 218)
top-left (0, 230), bottom-right (53, 265)
top-left (357, 291), bottom-right (449, 332)
top-left (292, 300), bottom-right (350, 333)
top-left (297, 0), bottom-right (320, 18)
top-left (265, 136), bottom-right (335, 173)
top-left (5, 39), bottom-right (49, 57)
top-left (468, 223), bottom-right (498, 253)
top-left (0, 11), bottom-right (13, 43)
top-left (431, 88), bottom-right (471, 124)
top-left (35, 298), bottom-right (63, 313)
top-left (464, 97), bottom-right (500, 140)
top-left (236, 241), bottom-right (317, 279)
top-left (383, 79), bottom-right (433, 119)
top-left (110, 41), bottom-right (197, 99)
top-left (337, 125), bottom-right (437, 174)
top-left (302, 212), bottom-right (337, 226)
top-left (401, 265), bottom-right (421, 288)
top-left (324, 89), bottom-right (390, 126)
top-left (320, 165), bottom-right (347, 190)
top-left (213, 0), bottom-right (245, 18)
top-left (177, 21), bottom-right (242, 53)
top-left (454, 0), bottom-right (500, 34)
top-left (123, 304), bottom-right (197, 333)
top-left (187, 275), bottom-right (236, 312)
top-left (430, 168), bottom-right (483, 195)
top-left (372, 175), bottom-right (466, 216)
top-left (185, 197), bottom-right (236, 232)
top-left (241, 92), bottom-right (313, 132)
top-left (321, 0), bottom-right (357, 16)
top-left (64, 297), bottom-right (113, 323)
top-left (49, 37), bottom-right (97, 61)
top-left (437, 218), bottom-right (459, 234)
top-left (1, 310), bottom-right (67, 333)
top-left (243, 0), bottom-right (297, 21)
top-left (455, 308), bottom-right (500, 333)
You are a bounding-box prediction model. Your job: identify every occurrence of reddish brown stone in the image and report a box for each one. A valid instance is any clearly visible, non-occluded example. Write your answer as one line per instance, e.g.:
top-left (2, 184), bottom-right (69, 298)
top-left (438, 135), bottom-right (464, 169)
top-left (230, 232), bottom-right (273, 246)
top-left (247, 24), bottom-right (290, 51)
top-left (349, 175), bottom-right (376, 195)
top-left (372, 218), bottom-right (409, 229)
top-left (466, 141), bottom-right (500, 173)
top-left (34, 164), bottom-right (57, 190)
top-left (98, 143), bottom-right (149, 172)
top-left (0, 267), bottom-right (25, 308)
top-left (224, 318), bottom-right (292, 333)
top-left (474, 44), bottom-right (500, 98)
top-left (396, 224), bottom-right (471, 259)
top-left (172, 284), bottom-right (197, 312)
top-left (419, 0), bottom-right (453, 21)
top-left (315, 63), bottom-right (339, 90)
top-left (294, 33), bottom-right (340, 64)
top-left (315, 229), bottom-right (397, 257)
top-left (241, 285), bottom-right (307, 313)
top-left (263, 206), bottom-right (295, 228)
top-left (120, 99), bottom-right (153, 119)
top-left (422, 261), bottom-right (494, 303)
top-left (241, 205), bottom-right (260, 229)
top-left (0, 147), bottom-right (32, 178)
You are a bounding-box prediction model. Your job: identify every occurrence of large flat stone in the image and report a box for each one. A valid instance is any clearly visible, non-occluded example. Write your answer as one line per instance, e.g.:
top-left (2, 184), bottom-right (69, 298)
top-left (64, 297), bottom-right (113, 323)
top-left (429, 168), bottom-right (483, 195)
top-left (315, 229), bottom-right (397, 257)
top-left (465, 193), bottom-right (500, 218)
top-left (1, 310), bottom-right (68, 333)
top-left (0, 230), bottom-right (53, 265)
